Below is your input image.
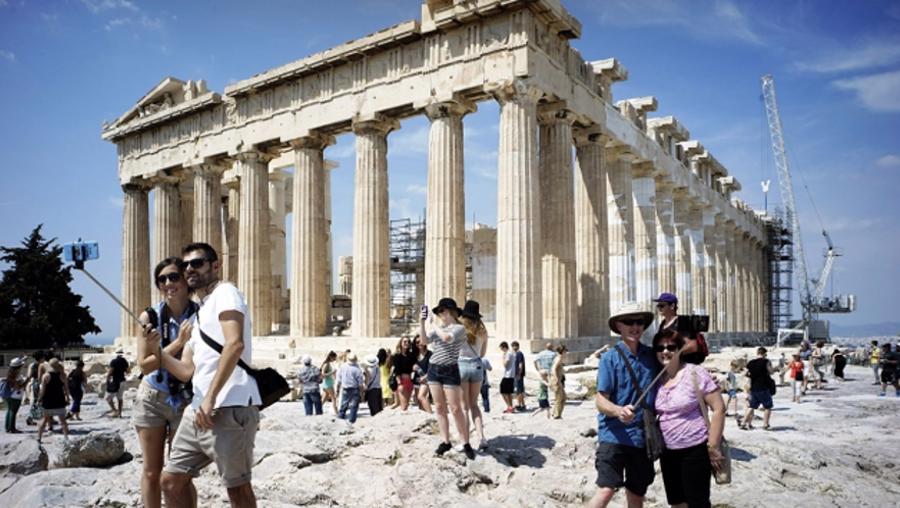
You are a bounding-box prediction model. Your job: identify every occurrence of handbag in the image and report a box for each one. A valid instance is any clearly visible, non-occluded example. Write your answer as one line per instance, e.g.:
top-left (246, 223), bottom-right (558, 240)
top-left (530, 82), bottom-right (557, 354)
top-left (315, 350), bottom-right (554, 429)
top-left (767, 375), bottom-right (777, 396)
top-left (614, 345), bottom-right (665, 461)
top-left (691, 368), bottom-right (732, 485)
top-left (199, 328), bottom-right (289, 410)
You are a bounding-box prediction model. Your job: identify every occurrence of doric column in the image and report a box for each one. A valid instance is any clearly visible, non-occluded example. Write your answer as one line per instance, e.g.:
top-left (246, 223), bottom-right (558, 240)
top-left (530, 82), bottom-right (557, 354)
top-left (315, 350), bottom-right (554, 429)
top-left (352, 117), bottom-right (398, 338)
top-left (324, 161), bottom-right (336, 303)
top-left (631, 161), bottom-right (658, 306)
top-left (179, 180), bottom-right (193, 250)
top-left (120, 181), bottom-right (150, 345)
top-left (606, 147), bottom-right (635, 313)
top-left (714, 217), bottom-right (728, 332)
top-left (574, 130), bottom-right (608, 336)
top-left (655, 180), bottom-right (676, 294)
top-left (235, 150), bottom-right (274, 336)
top-left (493, 81), bottom-right (543, 341)
top-left (151, 174), bottom-right (182, 302)
top-left (192, 163), bottom-right (225, 255)
top-left (424, 100), bottom-right (472, 308)
top-left (724, 222), bottom-right (737, 332)
top-left (740, 233), bottom-right (752, 332)
top-left (672, 189), bottom-right (692, 310)
top-left (268, 167), bottom-right (288, 329)
top-left (688, 203), bottom-right (706, 314)
top-left (290, 134), bottom-right (334, 337)
top-left (539, 105), bottom-right (577, 339)
top-left (703, 209), bottom-right (718, 330)
top-left (222, 173), bottom-right (240, 283)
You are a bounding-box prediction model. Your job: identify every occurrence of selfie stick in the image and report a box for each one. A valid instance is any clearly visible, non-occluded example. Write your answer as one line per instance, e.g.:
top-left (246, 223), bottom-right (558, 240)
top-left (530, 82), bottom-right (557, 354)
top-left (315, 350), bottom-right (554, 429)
top-left (632, 345), bottom-right (685, 408)
top-left (74, 266), bottom-right (143, 327)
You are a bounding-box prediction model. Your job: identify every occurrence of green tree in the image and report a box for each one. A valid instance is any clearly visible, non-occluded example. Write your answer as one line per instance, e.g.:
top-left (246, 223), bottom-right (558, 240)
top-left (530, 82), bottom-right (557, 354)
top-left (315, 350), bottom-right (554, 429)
top-left (0, 225), bottom-right (100, 349)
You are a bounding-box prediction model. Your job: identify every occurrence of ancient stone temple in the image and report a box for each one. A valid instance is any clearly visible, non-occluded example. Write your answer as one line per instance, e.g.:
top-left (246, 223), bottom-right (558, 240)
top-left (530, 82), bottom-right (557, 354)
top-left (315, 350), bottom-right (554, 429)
top-left (103, 0), bottom-right (768, 362)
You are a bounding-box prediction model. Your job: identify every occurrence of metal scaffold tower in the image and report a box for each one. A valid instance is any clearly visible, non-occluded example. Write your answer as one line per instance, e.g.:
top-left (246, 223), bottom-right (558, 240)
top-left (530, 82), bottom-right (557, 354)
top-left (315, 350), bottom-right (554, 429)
top-left (765, 209), bottom-right (794, 332)
top-left (389, 218), bottom-right (425, 330)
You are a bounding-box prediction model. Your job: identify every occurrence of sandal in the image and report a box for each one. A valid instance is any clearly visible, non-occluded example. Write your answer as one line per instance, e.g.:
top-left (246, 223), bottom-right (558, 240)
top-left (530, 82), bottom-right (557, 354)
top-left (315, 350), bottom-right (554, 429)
top-left (764, 425), bottom-right (772, 431)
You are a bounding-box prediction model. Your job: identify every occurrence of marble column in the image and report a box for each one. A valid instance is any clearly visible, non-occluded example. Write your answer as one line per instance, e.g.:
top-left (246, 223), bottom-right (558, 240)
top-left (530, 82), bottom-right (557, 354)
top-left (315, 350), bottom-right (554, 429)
top-left (631, 161), bottom-right (658, 306)
top-left (606, 147), bottom-right (635, 313)
top-left (290, 134), bottom-right (334, 337)
top-left (539, 106), bottom-right (577, 339)
top-left (672, 190), bottom-right (692, 310)
top-left (324, 161), bottom-right (336, 306)
top-left (235, 151), bottom-right (273, 336)
top-left (222, 173), bottom-right (240, 283)
top-left (192, 164), bottom-right (224, 255)
top-left (268, 168), bottom-right (287, 329)
top-left (741, 233), bottom-right (752, 332)
top-left (574, 131), bottom-right (608, 336)
top-left (424, 101), bottom-right (471, 308)
top-left (724, 224), bottom-right (737, 332)
top-left (179, 181), bottom-right (193, 250)
top-left (152, 175), bottom-right (182, 302)
top-left (493, 81), bottom-right (543, 341)
top-left (655, 180), bottom-right (676, 294)
top-left (352, 117), bottom-right (398, 338)
top-left (120, 182), bottom-right (150, 345)
top-left (688, 203), bottom-right (706, 315)
top-left (714, 217), bottom-right (728, 332)
top-left (703, 209), bottom-right (718, 330)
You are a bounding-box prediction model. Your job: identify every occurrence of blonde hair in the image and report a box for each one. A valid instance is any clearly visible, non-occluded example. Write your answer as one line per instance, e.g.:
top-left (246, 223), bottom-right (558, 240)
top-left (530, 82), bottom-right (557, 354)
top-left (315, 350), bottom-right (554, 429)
top-left (460, 315), bottom-right (486, 345)
top-left (48, 358), bottom-right (64, 373)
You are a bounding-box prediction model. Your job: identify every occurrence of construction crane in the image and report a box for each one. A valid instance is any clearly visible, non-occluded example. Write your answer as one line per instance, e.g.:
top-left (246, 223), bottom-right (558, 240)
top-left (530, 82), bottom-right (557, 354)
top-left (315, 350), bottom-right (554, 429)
top-left (760, 75), bottom-right (855, 345)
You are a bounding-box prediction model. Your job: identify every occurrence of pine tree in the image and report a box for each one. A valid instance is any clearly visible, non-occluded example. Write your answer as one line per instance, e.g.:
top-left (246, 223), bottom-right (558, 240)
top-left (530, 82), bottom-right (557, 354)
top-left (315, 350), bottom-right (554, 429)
top-left (0, 225), bottom-right (101, 349)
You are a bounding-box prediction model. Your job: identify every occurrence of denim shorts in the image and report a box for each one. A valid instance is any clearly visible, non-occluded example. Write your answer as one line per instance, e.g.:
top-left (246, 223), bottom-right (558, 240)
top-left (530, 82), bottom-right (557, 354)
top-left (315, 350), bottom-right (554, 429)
top-left (748, 389), bottom-right (773, 409)
top-left (458, 358), bottom-right (484, 383)
top-left (427, 363), bottom-right (461, 386)
top-left (514, 378), bottom-right (525, 394)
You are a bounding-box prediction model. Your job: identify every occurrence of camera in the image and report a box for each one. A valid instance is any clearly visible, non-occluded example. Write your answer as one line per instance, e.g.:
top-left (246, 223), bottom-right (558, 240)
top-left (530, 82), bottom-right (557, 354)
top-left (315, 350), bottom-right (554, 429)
top-left (676, 314), bottom-right (710, 336)
top-left (62, 239), bottom-right (99, 268)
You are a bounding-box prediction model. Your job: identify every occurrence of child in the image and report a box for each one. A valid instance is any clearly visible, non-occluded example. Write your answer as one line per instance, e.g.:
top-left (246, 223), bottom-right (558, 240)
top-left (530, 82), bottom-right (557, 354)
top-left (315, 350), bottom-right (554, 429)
top-left (788, 353), bottom-right (805, 402)
top-left (480, 357), bottom-right (493, 412)
top-left (532, 369), bottom-right (550, 418)
top-left (499, 342), bottom-right (515, 413)
top-left (725, 361), bottom-right (740, 417)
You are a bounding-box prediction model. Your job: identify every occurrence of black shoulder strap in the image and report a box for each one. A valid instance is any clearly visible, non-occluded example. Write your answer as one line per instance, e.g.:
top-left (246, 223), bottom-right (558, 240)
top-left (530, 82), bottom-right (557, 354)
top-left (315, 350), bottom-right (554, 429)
top-left (614, 344), bottom-right (649, 409)
top-left (198, 327), bottom-right (255, 376)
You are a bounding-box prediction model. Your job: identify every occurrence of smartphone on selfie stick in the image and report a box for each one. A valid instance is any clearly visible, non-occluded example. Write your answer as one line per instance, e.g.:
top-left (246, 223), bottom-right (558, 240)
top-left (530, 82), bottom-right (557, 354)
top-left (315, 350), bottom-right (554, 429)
top-left (63, 239), bottom-right (144, 327)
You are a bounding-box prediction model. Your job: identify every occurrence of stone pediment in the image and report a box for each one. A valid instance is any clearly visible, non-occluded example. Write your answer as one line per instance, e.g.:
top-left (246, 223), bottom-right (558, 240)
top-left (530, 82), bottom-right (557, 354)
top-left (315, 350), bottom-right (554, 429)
top-left (104, 77), bottom-right (211, 131)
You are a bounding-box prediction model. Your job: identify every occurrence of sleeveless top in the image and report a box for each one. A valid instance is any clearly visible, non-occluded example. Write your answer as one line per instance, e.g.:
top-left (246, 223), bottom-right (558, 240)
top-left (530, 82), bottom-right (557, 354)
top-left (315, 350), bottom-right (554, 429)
top-left (145, 300), bottom-right (198, 410)
top-left (42, 372), bottom-right (66, 410)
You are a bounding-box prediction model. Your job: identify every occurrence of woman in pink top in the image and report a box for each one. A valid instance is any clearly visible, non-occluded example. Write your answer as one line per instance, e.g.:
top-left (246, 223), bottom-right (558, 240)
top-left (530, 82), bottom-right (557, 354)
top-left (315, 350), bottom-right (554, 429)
top-left (654, 329), bottom-right (726, 508)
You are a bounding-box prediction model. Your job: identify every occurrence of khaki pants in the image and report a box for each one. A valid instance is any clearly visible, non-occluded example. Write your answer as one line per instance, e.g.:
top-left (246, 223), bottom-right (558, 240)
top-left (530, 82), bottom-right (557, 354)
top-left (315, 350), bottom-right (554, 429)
top-left (551, 378), bottom-right (566, 418)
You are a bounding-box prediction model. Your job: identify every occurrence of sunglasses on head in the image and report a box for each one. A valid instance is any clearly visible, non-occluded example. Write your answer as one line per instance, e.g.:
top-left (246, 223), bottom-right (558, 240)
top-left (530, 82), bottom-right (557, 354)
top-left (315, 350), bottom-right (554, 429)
top-left (653, 344), bottom-right (679, 353)
top-left (617, 318), bottom-right (644, 326)
top-left (184, 258), bottom-right (209, 269)
top-left (156, 272), bottom-right (182, 285)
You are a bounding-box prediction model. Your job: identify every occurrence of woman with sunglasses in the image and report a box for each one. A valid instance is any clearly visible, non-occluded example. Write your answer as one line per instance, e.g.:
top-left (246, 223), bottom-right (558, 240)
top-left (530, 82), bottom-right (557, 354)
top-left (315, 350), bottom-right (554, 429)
top-left (653, 328), bottom-right (726, 508)
top-left (135, 257), bottom-right (199, 508)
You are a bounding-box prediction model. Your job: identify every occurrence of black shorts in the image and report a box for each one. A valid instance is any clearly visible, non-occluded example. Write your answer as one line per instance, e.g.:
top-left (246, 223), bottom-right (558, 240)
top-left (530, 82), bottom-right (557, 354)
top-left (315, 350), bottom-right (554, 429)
top-left (594, 442), bottom-right (655, 496)
top-left (500, 378), bottom-right (515, 394)
top-left (659, 443), bottom-right (711, 507)
top-left (881, 369), bottom-right (897, 384)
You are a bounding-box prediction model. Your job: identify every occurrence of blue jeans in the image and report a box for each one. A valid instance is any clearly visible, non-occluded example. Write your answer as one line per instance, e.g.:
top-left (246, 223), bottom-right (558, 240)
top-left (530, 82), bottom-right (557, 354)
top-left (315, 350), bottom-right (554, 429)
top-left (480, 383), bottom-right (490, 412)
top-left (338, 388), bottom-right (360, 423)
top-left (303, 391), bottom-right (323, 416)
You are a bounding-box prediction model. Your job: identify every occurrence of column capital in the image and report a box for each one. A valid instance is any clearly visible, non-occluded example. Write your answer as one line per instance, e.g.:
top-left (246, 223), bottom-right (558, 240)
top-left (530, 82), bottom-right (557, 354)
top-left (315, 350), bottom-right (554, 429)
top-left (121, 178), bottom-right (151, 193)
top-left (537, 102), bottom-right (577, 126)
top-left (288, 132), bottom-right (336, 151)
top-left (189, 161), bottom-right (228, 177)
top-left (147, 171), bottom-right (182, 187)
top-left (351, 114), bottom-right (400, 136)
top-left (423, 99), bottom-right (476, 120)
top-left (631, 160), bottom-right (657, 178)
top-left (233, 148), bottom-right (278, 165)
top-left (487, 79), bottom-right (543, 105)
top-left (573, 125), bottom-right (607, 147)
top-left (603, 144), bottom-right (635, 162)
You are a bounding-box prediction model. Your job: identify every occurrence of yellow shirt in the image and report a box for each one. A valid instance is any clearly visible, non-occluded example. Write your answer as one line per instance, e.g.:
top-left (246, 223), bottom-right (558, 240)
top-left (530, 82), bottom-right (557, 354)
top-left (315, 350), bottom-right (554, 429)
top-left (870, 348), bottom-right (881, 365)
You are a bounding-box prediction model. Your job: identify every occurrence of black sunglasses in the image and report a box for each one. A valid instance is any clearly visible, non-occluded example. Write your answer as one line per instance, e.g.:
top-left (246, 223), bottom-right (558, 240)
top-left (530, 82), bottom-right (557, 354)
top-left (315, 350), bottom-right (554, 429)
top-left (653, 344), bottom-right (679, 353)
top-left (656, 303), bottom-right (670, 309)
top-left (617, 318), bottom-right (645, 326)
top-left (156, 272), bottom-right (182, 285)
top-left (184, 258), bottom-right (209, 269)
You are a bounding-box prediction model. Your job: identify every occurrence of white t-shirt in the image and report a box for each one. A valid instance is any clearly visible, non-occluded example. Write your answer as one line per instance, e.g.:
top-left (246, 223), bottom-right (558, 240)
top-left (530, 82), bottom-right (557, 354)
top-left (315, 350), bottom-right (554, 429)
top-left (188, 282), bottom-right (260, 409)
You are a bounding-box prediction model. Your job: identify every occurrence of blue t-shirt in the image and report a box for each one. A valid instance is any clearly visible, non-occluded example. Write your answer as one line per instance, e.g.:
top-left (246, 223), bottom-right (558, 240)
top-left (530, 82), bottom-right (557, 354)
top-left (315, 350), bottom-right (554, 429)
top-left (596, 342), bottom-right (659, 448)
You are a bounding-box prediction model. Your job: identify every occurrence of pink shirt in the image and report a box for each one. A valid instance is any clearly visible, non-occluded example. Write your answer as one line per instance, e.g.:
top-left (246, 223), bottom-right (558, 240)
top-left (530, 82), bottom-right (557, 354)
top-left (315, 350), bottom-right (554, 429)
top-left (655, 364), bottom-right (719, 450)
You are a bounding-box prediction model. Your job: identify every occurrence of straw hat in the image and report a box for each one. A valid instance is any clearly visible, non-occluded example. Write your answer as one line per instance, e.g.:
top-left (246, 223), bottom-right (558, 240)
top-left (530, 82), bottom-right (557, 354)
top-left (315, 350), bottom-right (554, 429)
top-left (608, 302), bottom-right (654, 335)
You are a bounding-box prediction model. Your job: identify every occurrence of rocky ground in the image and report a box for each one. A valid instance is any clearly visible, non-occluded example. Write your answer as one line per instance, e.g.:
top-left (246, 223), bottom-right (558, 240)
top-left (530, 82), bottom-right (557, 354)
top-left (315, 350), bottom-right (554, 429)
top-left (1, 350), bottom-right (898, 507)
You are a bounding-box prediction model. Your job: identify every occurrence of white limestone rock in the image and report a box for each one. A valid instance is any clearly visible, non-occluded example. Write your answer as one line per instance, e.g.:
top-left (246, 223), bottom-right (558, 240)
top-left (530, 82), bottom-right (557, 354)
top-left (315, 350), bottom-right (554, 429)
top-left (0, 437), bottom-right (48, 475)
top-left (57, 431), bottom-right (125, 468)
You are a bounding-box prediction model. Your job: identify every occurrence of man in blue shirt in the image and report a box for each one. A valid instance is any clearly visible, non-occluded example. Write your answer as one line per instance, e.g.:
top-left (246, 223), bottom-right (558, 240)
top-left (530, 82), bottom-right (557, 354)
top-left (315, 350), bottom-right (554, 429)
top-left (589, 302), bottom-right (658, 508)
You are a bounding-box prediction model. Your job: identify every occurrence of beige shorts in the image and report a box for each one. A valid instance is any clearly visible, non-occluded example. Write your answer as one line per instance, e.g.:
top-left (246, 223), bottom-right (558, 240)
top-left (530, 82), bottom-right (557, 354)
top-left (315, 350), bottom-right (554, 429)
top-left (131, 382), bottom-right (185, 430)
top-left (163, 405), bottom-right (259, 488)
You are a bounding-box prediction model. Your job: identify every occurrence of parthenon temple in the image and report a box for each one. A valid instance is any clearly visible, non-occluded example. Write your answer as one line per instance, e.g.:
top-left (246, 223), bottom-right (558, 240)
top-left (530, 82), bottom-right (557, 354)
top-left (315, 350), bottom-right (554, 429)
top-left (103, 0), bottom-right (769, 360)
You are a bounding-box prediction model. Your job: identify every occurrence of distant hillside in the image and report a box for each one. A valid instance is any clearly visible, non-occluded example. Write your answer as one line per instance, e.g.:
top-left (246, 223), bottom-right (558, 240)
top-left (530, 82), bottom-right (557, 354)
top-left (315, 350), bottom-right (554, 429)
top-left (831, 321), bottom-right (900, 338)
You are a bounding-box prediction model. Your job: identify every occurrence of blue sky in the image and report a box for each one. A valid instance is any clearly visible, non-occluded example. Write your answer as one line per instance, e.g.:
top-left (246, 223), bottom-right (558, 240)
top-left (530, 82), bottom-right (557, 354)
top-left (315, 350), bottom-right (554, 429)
top-left (1, 0), bottom-right (898, 340)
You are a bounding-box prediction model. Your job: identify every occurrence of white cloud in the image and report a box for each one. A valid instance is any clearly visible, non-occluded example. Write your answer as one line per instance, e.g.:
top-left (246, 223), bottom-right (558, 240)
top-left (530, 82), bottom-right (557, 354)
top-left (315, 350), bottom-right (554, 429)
top-left (796, 38), bottom-right (900, 73)
top-left (875, 154), bottom-right (900, 168)
top-left (0, 0), bottom-right (8, 7)
top-left (104, 14), bottom-right (162, 31)
top-left (389, 198), bottom-right (414, 219)
top-left (0, 50), bottom-right (15, 62)
top-left (588, 0), bottom-right (763, 46)
top-left (832, 70), bottom-right (900, 112)
top-left (81, 0), bottom-right (137, 14)
top-left (388, 125), bottom-right (429, 156)
top-left (405, 184), bottom-right (427, 195)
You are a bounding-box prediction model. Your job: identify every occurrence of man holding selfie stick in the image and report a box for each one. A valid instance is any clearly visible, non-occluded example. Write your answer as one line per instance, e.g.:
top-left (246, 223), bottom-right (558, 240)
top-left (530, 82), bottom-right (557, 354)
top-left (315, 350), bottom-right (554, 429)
top-left (589, 302), bottom-right (658, 508)
top-left (151, 243), bottom-right (261, 508)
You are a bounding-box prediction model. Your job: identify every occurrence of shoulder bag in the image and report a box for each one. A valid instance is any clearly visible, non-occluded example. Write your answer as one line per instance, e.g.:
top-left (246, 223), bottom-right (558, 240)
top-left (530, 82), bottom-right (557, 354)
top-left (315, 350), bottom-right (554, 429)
top-left (691, 367), bottom-right (732, 485)
top-left (614, 345), bottom-right (665, 461)
top-left (198, 328), bottom-right (289, 410)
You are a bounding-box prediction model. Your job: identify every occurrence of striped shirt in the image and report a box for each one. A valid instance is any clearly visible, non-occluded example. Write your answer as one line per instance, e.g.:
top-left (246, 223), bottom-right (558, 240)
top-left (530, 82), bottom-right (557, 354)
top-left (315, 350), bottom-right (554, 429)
top-left (427, 323), bottom-right (466, 366)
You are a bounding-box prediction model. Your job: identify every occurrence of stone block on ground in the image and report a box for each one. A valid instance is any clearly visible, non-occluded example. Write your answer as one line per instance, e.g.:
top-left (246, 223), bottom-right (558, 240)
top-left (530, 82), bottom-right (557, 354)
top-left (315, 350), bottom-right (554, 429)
top-left (57, 431), bottom-right (125, 468)
top-left (0, 437), bottom-right (48, 475)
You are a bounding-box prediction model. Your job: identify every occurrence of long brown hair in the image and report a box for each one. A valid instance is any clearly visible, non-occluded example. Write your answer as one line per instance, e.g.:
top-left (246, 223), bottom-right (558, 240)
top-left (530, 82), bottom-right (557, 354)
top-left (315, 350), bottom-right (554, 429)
top-left (460, 315), bottom-right (486, 346)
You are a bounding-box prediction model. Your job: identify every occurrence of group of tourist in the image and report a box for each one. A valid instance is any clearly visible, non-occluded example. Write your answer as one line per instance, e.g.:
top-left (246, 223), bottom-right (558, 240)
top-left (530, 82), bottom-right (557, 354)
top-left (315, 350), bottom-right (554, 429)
top-left (866, 340), bottom-right (900, 396)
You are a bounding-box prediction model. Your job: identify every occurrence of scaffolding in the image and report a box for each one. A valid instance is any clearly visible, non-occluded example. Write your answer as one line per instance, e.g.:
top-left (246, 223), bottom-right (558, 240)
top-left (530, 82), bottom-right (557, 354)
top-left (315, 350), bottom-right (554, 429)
top-left (765, 208), bottom-right (793, 333)
top-left (390, 218), bottom-right (425, 330)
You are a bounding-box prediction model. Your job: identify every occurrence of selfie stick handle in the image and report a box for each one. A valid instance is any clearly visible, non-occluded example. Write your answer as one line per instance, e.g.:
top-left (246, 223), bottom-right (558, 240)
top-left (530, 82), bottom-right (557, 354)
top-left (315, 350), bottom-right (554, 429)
top-left (633, 346), bottom-right (685, 408)
top-left (76, 267), bottom-right (143, 326)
